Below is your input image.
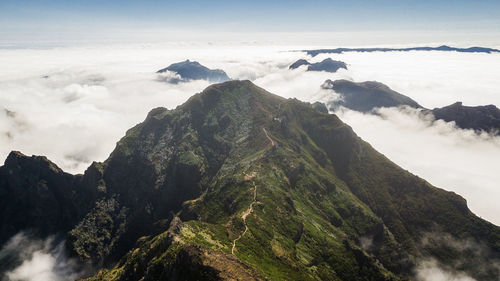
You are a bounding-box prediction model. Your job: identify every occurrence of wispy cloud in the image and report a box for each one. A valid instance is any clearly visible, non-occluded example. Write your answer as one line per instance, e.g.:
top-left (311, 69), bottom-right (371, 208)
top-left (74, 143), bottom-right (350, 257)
top-left (0, 232), bottom-right (84, 281)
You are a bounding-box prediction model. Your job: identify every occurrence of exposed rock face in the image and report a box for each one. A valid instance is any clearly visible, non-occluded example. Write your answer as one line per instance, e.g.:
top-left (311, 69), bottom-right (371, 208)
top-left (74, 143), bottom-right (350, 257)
top-left (430, 102), bottom-right (500, 134)
top-left (0, 152), bottom-right (100, 245)
top-left (156, 60), bottom-right (230, 83)
top-left (1, 81), bottom-right (499, 281)
top-left (322, 79), bottom-right (422, 112)
top-left (289, 58), bottom-right (347, 72)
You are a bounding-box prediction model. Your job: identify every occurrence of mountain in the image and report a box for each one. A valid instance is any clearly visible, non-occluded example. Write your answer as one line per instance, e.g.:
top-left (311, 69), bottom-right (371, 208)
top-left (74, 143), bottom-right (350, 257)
top-left (156, 60), bottom-right (231, 83)
top-left (289, 58), bottom-right (347, 73)
top-left (322, 79), bottom-right (422, 113)
top-left (310, 101), bottom-right (329, 114)
top-left (304, 45), bottom-right (500, 57)
top-left (322, 79), bottom-right (500, 134)
top-left (430, 102), bottom-right (500, 134)
top-left (1, 81), bottom-right (499, 281)
top-left (289, 59), bottom-right (311, 69)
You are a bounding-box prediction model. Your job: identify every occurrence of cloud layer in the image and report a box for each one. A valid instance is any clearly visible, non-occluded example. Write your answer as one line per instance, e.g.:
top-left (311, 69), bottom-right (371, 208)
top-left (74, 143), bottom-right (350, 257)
top-left (0, 44), bottom-right (499, 228)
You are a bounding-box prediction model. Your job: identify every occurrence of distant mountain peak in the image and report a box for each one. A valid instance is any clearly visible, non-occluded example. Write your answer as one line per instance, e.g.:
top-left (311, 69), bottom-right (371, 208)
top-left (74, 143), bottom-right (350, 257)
top-left (289, 58), bottom-right (347, 72)
top-left (430, 102), bottom-right (500, 133)
top-left (322, 79), bottom-right (500, 135)
top-left (304, 45), bottom-right (500, 56)
top-left (157, 60), bottom-right (231, 83)
top-left (322, 79), bottom-right (421, 112)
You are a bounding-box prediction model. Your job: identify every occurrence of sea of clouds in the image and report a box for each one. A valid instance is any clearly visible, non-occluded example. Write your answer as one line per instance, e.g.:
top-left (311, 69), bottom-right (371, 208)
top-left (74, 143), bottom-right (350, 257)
top-left (0, 232), bottom-right (82, 281)
top-left (1, 44), bottom-right (499, 225)
top-left (1, 43), bottom-right (500, 280)
top-left (0, 43), bottom-right (500, 225)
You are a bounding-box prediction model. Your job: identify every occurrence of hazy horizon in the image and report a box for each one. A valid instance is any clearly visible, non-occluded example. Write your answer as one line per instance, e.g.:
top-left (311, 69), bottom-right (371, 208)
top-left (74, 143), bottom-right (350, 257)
top-left (2, 0), bottom-right (500, 48)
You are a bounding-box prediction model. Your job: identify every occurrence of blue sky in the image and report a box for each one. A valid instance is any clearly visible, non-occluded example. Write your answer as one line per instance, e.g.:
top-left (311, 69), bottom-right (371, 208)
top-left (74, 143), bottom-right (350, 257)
top-left (1, 0), bottom-right (500, 46)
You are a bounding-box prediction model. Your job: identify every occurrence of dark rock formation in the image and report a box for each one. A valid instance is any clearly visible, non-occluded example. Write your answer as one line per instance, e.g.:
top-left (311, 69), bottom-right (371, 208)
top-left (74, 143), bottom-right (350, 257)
top-left (305, 45), bottom-right (500, 56)
top-left (290, 58), bottom-right (347, 72)
top-left (430, 102), bottom-right (500, 134)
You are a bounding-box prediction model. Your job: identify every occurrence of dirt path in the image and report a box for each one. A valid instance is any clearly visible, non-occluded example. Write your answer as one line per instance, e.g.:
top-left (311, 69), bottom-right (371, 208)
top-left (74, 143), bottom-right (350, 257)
top-left (231, 127), bottom-right (274, 255)
top-left (262, 127), bottom-right (275, 147)
top-left (232, 179), bottom-right (257, 255)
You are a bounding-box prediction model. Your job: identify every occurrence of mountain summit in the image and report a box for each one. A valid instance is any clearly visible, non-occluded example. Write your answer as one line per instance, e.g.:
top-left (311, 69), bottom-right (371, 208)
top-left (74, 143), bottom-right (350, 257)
top-left (1, 80), bottom-right (499, 280)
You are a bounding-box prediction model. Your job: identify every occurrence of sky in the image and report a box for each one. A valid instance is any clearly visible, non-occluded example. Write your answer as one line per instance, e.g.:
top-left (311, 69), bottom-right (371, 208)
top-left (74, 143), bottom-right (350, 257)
top-left (1, 0), bottom-right (500, 47)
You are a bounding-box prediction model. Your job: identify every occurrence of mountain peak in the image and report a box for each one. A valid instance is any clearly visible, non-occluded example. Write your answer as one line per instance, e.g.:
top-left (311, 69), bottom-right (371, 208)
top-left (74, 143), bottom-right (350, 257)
top-left (322, 79), bottom-right (422, 112)
top-left (4, 150), bottom-right (63, 174)
top-left (431, 101), bottom-right (500, 133)
top-left (180, 80), bottom-right (285, 112)
top-left (290, 58), bottom-right (347, 72)
top-left (156, 60), bottom-right (230, 83)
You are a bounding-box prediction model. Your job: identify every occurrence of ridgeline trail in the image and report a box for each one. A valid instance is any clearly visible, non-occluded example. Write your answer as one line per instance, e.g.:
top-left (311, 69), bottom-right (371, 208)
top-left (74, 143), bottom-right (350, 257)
top-left (262, 127), bottom-right (275, 147)
top-left (231, 178), bottom-right (258, 255)
top-left (231, 127), bottom-right (275, 255)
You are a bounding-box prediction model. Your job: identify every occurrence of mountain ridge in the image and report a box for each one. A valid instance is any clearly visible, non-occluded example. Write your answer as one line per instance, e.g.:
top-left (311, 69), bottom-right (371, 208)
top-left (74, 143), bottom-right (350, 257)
top-left (304, 45), bottom-right (500, 56)
top-left (322, 79), bottom-right (422, 112)
top-left (322, 79), bottom-right (500, 134)
top-left (156, 60), bottom-right (231, 83)
top-left (289, 58), bottom-right (347, 73)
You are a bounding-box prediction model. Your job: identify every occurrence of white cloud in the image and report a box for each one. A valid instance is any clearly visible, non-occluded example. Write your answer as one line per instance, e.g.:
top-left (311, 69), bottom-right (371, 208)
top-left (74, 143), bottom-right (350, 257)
top-left (415, 259), bottom-right (477, 281)
top-left (0, 232), bottom-right (82, 281)
top-left (333, 106), bottom-right (500, 226)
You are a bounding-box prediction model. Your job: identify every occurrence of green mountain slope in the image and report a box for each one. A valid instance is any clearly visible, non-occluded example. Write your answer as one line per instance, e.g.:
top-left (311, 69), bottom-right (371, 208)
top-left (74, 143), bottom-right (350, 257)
top-left (1, 81), bottom-right (499, 280)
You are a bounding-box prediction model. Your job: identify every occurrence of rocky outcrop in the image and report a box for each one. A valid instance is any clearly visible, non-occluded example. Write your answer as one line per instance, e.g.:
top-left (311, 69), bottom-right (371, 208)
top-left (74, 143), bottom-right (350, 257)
top-left (430, 102), bottom-right (500, 134)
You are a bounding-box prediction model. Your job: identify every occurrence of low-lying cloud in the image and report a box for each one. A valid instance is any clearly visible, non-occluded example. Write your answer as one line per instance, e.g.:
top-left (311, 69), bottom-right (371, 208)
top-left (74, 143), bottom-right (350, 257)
top-left (0, 232), bottom-right (83, 281)
top-left (413, 231), bottom-right (500, 281)
top-left (331, 106), bottom-right (500, 225)
top-left (415, 259), bottom-right (477, 281)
